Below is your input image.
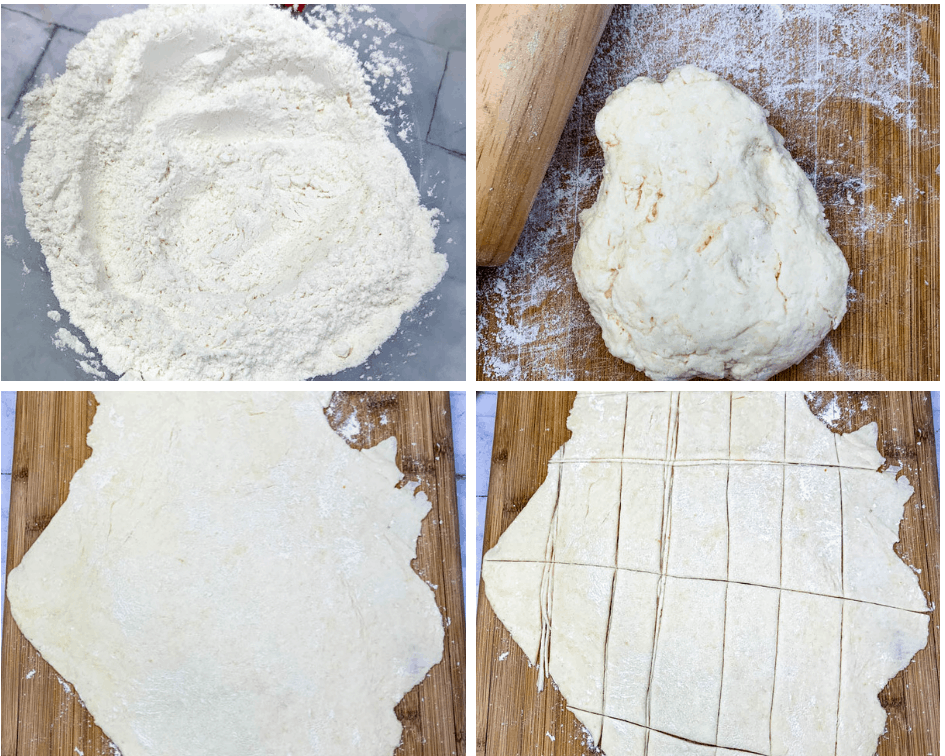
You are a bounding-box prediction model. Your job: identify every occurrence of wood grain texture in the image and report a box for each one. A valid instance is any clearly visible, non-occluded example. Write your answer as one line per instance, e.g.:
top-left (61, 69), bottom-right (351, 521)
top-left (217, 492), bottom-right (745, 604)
top-left (2, 391), bottom-right (464, 756)
top-left (476, 4), bottom-right (612, 266)
top-left (477, 4), bottom-right (939, 381)
top-left (476, 391), bottom-right (938, 756)
top-left (1, 393), bottom-right (100, 756)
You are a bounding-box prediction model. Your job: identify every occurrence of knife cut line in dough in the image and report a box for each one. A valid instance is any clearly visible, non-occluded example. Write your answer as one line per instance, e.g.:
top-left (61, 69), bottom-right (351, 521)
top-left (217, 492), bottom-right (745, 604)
top-left (7, 391), bottom-right (445, 756)
top-left (484, 560), bottom-right (926, 616)
top-left (483, 391), bottom-right (930, 756)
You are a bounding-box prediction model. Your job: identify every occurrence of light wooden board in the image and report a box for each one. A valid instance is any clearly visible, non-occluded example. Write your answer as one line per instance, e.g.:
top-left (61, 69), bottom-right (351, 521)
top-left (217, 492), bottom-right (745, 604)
top-left (476, 391), bottom-right (939, 756)
top-left (1, 391), bottom-right (464, 756)
top-left (477, 5), bottom-right (939, 381)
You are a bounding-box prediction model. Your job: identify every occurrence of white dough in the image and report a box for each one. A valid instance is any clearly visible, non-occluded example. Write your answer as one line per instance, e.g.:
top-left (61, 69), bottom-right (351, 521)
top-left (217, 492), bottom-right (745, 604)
top-left (572, 66), bottom-right (850, 380)
top-left (483, 391), bottom-right (929, 756)
top-left (7, 392), bottom-right (444, 756)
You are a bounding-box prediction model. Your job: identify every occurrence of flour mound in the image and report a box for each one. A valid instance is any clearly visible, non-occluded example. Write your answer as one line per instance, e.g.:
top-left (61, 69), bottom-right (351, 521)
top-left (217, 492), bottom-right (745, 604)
top-left (572, 66), bottom-right (849, 381)
top-left (20, 5), bottom-right (446, 380)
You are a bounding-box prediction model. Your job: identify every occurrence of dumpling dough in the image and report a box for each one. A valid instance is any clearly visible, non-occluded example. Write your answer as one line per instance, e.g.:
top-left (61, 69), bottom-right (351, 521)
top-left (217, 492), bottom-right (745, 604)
top-left (483, 391), bottom-right (929, 756)
top-left (7, 392), bottom-right (444, 756)
top-left (572, 66), bottom-right (850, 380)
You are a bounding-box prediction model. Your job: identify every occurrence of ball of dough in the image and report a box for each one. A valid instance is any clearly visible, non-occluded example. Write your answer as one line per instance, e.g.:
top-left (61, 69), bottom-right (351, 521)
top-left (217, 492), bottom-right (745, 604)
top-left (572, 66), bottom-right (849, 381)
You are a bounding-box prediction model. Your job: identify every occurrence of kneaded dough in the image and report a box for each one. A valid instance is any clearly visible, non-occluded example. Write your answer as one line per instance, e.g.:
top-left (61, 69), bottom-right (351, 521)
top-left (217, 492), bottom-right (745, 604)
top-left (483, 391), bottom-right (929, 756)
top-left (572, 66), bottom-right (850, 380)
top-left (7, 392), bottom-right (444, 756)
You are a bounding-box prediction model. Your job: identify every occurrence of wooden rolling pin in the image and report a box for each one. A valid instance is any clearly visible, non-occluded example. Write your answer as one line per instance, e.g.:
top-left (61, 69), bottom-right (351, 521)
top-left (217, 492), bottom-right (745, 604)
top-left (476, 4), bottom-right (613, 267)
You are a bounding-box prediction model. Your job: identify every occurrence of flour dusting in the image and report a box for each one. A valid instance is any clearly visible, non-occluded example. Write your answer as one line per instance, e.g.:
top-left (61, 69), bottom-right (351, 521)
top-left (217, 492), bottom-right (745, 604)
top-left (324, 395), bottom-right (365, 445)
top-left (52, 328), bottom-right (89, 357)
top-left (804, 390), bottom-right (879, 430)
top-left (813, 394), bottom-right (843, 427)
top-left (302, 5), bottom-right (416, 142)
top-left (21, 4), bottom-right (445, 380)
top-left (478, 5), bottom-right (937, 381)
top-left (79, 360), bottom-right (108, 379)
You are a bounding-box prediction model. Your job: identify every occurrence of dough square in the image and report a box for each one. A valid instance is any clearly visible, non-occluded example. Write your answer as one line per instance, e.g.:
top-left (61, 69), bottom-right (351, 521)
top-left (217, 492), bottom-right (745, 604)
top-left (565, 393), bottom-right (630, 459)
top-left (781, 464), bottom-right (843, 596)
top-left (602, 569), bottom-right (659, 725)
top-left (730, 391), bottom-right (786, 461)
top-left (649, 576), bottom-right (726, 744)
top-left (675, 392), bottom-right (731, 460)
top-left (616, 462), bottom-right (665, 573)
top-left (623, 393), bottom-right (674, 460)
top-left (555, 460), bottom-right (622, 566)
top-left (727, 462), bottom-right (783, 587)
top-left (665, 464), bottom-right (729, 580)
top-left (716, 582), bottom-right (780, 753)
top-left (771, 591), bottom-right (842, 756)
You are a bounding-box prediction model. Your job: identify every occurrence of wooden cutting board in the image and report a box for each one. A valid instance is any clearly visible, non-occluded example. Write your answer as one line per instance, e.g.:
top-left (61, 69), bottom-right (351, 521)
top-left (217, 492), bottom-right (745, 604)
top-left (1, 391), bottom-right (465, 756)
top-left (477, 391), bottom-right (939, 756)
top-left (477, 4), bottom-right (940, 381)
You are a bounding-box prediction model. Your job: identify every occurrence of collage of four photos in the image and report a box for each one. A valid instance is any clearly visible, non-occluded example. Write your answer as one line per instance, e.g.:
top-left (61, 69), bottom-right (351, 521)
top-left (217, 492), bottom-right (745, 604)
top-left (0, 4), bottom-right (940, 756)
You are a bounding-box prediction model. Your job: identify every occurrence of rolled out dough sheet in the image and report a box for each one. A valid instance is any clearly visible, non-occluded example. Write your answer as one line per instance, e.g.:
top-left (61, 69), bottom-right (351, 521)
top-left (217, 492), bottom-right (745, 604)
top-left (482, 391), bottom-right (930, 756)
top-left (7, 392), bottom-right (444, 756)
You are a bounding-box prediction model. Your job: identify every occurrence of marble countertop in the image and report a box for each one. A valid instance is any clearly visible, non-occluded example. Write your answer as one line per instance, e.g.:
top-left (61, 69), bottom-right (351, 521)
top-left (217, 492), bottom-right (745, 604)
top-left (1, 4), bottom-right (465, 380)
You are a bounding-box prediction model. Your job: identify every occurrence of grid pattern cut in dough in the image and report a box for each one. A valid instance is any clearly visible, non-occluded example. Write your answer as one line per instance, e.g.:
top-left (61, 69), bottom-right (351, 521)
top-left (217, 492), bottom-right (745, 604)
top-left (482, 392), bottom-right (929, 756)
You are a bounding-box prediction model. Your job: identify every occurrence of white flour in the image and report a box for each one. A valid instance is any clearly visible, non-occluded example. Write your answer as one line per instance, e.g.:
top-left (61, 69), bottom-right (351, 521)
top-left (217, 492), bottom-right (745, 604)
top-left (21, 5), bottom-right (446, 380)
top-left (51, 328), bottom-right (88, 357)
top-left (478, 4), bottom-right (937, 380)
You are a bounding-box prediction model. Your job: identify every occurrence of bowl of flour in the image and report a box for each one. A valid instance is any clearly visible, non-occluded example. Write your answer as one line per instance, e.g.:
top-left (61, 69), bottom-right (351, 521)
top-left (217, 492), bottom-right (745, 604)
top-left (5, 4), bottom-right (463, 380)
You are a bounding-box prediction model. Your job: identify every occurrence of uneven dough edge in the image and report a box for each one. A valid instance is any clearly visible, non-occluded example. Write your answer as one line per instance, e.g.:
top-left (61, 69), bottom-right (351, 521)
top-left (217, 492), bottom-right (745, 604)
top-left (8, 392), bottom-right (445, 756)
top-left (483, 391), bottom-right (929, 756)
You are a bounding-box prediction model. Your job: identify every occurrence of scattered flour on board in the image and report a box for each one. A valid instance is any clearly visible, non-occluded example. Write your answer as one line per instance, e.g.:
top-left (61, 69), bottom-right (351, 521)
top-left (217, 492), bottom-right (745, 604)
top-left (804, 391), bottom-right (875, 430)
top-left (4, 235), bottom-right (16, 247)
top-left (337, 414), bottom-right (362, 444)
top-left (812, 394), bottom-right (843, 427)
top-left (324, 396), bottom-right (364, 444)
top-left (47, 310), bottom-right (61, 322)
top-left (478, 5), bottom-right (937, 380)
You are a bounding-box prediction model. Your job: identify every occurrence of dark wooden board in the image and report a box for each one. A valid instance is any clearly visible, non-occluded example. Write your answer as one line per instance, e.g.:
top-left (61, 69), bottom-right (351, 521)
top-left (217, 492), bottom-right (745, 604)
top-left (477, 391), bottom-right (939, 756)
